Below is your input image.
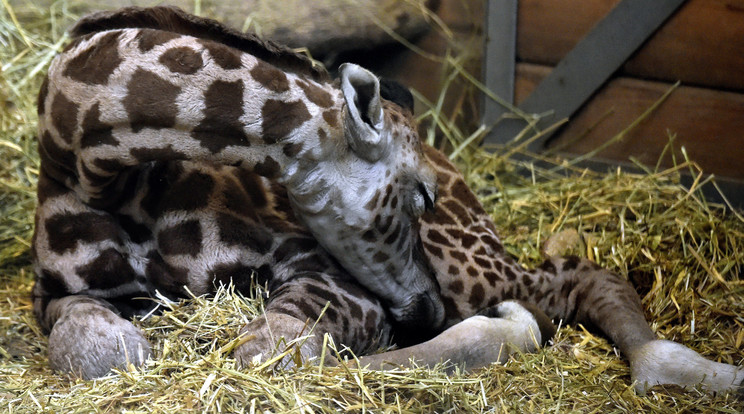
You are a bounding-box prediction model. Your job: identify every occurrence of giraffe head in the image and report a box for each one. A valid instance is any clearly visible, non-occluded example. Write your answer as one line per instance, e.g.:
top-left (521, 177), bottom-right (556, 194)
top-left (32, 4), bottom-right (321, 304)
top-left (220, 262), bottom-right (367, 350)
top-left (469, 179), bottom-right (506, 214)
top-left (287, 65), bottom-right (444, 329)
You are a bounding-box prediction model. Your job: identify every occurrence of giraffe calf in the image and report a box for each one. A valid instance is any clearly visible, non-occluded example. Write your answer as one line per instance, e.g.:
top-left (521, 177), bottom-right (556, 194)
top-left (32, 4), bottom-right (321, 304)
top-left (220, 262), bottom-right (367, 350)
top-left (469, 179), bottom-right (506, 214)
top-left (31, 6), bottom-right (743, 396)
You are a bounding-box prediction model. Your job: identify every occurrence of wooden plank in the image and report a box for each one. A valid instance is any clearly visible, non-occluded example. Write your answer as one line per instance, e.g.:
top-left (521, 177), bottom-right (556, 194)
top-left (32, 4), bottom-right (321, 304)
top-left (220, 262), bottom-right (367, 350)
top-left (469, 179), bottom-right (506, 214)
top-left (518, 0), bottom-right (744, 91)
top-left (515, 63), bottom-right (744, 179)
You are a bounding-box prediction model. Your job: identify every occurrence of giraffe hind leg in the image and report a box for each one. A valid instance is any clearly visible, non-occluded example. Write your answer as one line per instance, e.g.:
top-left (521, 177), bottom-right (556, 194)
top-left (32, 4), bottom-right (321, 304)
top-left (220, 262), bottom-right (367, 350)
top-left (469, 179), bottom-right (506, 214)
top-left (535, 256), bottom-right (744, 395)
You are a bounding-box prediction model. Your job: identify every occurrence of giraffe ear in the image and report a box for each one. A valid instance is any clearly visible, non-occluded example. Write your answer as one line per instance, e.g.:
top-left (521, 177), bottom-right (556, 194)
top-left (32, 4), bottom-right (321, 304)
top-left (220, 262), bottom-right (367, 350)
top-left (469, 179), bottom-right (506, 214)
top-left (340, 63), bottom-right (388, 162)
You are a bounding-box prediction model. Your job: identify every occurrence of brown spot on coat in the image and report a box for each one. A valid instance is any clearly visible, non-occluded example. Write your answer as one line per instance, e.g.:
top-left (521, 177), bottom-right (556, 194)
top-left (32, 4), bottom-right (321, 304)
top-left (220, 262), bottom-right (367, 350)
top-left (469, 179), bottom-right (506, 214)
top-left (380, 184), bottom-right (393, 207)
top-left (80, 162), bottom-right (111, 188)
top-left (171, 170), bottom-right (214, 206)
top-left (422, 242), bottom-right (444, 260)
top-left (50, 92), bottom-right (78, 144)
top-left (373, 251), bottom-right (390, 263)
top-left (221, 178), bottom-right (255, 218)
top-left (364, 191), bottom-right (381, 211)
top-left (362, 230), bottom-right (376, 242)
top-left (442, 295), bottom-right (462, 320)
top-left (448, 280), bottom-right (464, 294)
top-left (63, 31), bottom-right (122, 85)
top-left (468, 283), bottom-right (485, 308)
top-left (192, 79), bottom-right (249, 153)
top-left (261, 99), bottom-right (311, 144)
top-left (80, 103), bottom-right (117, 148)
top-left (450, 250), bottom-right (467, 263)
top-left (216, 213), bottom-right (273, 254)
top-left (426, 229), bottom-right (454, 247)
top-left (76, 248), bottom-right (136, 289)
top-left (211, 262), bottom-right (273, 293)
top-left (296, 79), bottom-right (333, 108)
top-left (36, 170), bottom-right (70, 205)
top-left (124, 68), bottom-right (180, 132)
top-left (198, 39), bottom-right (242, 69)
top-left (135, 29), bottom-right (180, 52)
top-left (322, 109), bottom-right (339, 128)
top-left (250, 61), bottom-right (289, 92)
top-left (158, 220), bottom-right (202, 256)
top-left (383, 222), bottom-right (402, 245)
top-left (282, 142), bottom-right (303, 157)
top-left (484, 271), bottom-right (500, 286)
top-left (504, 267), bottom-right (517, 281)
top-left (233, 169), bottom-right (268, 208)
top-left (44, 212), bottom-right (120, 255)
top-left (442, 200), bottom-right (472, 226)
top-left (39, 131), bottom-right (76, 173)
top-left (273, 237), bottom-right (318, 263)
top-left (117, 214), bottom-right (153, 243)
top-left (374, 215), bottom-right (393, 235)
top-left (562, 256), bottom-right (581, 271)
top-left (130, 145), bottom-right (187, 164)
top-left (146, 251), bottom-right (189, 293)
top-left (254, 156), bottom-right (280, 178)
top-left (159, 46), bottom-right (203, 74)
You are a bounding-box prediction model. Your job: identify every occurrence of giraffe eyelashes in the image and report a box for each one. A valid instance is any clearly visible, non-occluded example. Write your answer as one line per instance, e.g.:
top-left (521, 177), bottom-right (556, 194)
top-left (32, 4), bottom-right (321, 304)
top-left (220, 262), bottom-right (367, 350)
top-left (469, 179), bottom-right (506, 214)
top-left (418, 182), bottom-right (436, 213)
top-left (407, 180), bottom-right (437, 217)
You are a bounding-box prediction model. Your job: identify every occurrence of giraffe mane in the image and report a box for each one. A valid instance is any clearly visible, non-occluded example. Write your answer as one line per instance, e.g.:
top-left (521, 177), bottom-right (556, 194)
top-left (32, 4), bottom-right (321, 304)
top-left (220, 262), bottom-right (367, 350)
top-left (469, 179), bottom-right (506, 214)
top-left (69, 5), bottom-right (330, 82)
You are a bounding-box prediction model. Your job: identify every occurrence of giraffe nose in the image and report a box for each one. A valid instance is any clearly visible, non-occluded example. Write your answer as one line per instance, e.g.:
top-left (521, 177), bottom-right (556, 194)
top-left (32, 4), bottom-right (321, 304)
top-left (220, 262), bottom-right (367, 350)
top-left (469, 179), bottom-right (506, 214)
top-left (390, 288), bottom-right (445, 331)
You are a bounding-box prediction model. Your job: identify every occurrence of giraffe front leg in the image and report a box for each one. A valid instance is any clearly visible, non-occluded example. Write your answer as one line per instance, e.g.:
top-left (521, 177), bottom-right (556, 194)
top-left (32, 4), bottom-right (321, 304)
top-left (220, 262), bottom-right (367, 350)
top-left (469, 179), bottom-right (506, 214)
top-left (234, 272), bottom-right (390, 370)
top-left (356, 300), bottom-right (555, 372)
top-left (44, 295), bottom-right (151, 379)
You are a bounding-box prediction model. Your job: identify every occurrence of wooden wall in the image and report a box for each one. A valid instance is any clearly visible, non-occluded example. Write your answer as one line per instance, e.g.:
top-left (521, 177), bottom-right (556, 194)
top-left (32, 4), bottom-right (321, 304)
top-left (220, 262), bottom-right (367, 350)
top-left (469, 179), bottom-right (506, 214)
top-left (518, 0), bottom-right (744, 181)
top-left (359, 0), bottom-right (744, 183)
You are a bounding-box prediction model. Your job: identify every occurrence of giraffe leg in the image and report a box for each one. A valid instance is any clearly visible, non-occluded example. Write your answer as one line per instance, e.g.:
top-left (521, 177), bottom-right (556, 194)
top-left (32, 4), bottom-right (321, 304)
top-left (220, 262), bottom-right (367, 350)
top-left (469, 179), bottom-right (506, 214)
top-left (536, 256), bottom-right (744, 395)
top-left (32, 173), bottom-right (154, 378)
top-left (356, 301), bottom-right (555, 372)
top-left (43, 295), bottom-right (151, 379)
top-left (234, 272), bottom-right (390, 369)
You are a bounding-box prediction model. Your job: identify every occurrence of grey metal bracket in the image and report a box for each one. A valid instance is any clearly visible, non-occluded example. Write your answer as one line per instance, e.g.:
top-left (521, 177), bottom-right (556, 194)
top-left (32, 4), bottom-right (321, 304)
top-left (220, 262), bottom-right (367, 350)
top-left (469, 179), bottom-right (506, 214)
top-left (481, 0), bottom-right (687, 152)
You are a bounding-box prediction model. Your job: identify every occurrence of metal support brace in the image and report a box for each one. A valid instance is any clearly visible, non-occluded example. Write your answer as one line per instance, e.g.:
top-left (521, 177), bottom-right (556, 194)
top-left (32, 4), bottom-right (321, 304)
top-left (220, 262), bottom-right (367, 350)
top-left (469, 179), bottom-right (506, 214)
top-left (482, 0), bottom-right (687, 152)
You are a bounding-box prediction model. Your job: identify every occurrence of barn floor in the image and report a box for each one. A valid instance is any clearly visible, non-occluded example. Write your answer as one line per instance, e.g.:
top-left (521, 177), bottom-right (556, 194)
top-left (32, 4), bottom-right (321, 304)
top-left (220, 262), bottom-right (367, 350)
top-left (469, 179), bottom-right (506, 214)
top-left (1, 3), bottom-right (743, 413)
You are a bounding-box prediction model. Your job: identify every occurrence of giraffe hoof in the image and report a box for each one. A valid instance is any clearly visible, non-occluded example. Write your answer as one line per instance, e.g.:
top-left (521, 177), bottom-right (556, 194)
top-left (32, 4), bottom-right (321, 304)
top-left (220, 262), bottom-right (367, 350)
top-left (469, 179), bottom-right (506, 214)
top-left (630, 339), bottom-right (744, 395)
top-left (478, 301), bottom-right (556, 346)
top-left (48, 304), bottom-right (150, 379)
